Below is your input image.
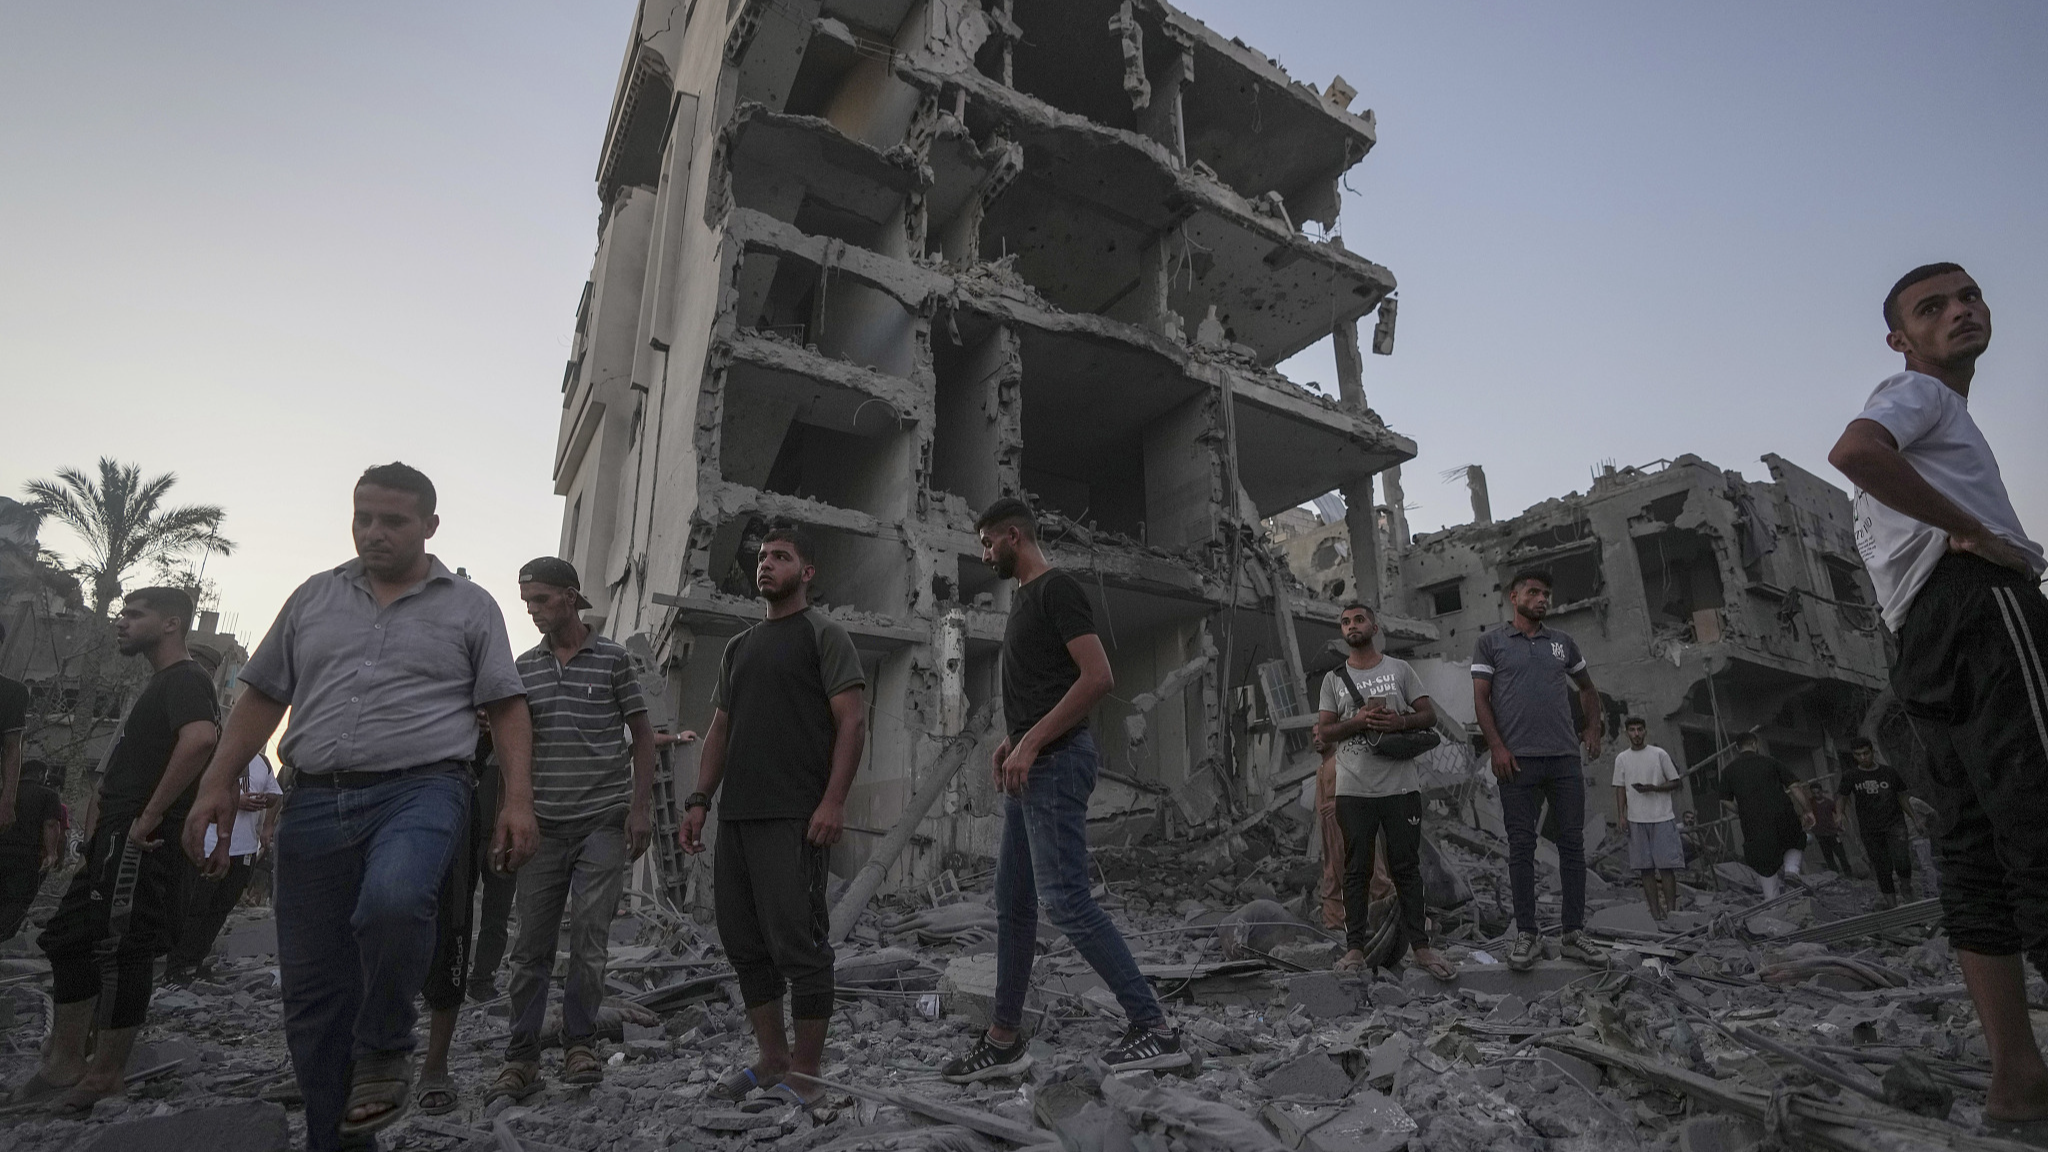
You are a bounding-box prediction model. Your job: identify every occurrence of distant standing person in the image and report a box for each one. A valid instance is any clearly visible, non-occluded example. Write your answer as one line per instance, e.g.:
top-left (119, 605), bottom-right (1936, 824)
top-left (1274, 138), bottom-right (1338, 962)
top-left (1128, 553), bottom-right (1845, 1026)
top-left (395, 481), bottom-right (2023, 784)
top-left (1473, 568), bottom-right (1604, 971)
top-left (1840, 737), bottom-right (1921, 909)
top-left (1312, 603), bottom-right (1452, 980)
top-left (941, 499), bottom-right (1185, 1082)
top-left (1613, 718), bottom-right (1684, 922)
top-left (1828, 263), bottom-right (2048, 1132)
top-left (1808, 778), bottom-right (1852, 877)
top-left (680, 526), bottom-right (865, 1106)
top-left (0, 760), bottom-right (64, 943)
top-left (0, 627), bottom-right (28, 836)
top-left (182, 463), bottom-right (538, 1150)
top-left (9, 588), bottom-right (219, 1115)
top-left (486, 558), bottom-right (660, 1102)
top-left (166, 753), bottom-right (281, 983)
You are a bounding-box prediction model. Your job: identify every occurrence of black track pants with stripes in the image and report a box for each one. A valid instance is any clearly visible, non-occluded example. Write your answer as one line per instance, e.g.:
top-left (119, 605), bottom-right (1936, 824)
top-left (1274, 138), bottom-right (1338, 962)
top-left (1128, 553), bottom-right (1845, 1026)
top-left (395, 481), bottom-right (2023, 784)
top-left (1893, 553), bottom-right (2048, 964)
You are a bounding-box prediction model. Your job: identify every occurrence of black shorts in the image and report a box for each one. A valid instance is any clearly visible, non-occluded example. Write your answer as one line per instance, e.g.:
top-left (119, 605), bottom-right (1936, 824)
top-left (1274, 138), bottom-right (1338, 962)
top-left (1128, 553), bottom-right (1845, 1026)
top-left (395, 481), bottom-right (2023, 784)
top-left (422, 779), bottom-right (486, 1011)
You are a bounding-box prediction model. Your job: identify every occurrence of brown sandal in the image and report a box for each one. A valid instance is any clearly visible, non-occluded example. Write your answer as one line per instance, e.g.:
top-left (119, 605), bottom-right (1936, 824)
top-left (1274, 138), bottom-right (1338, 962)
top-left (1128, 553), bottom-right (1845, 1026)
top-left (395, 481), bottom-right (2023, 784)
top-left (562, 1044), bottom-right (603, 1085)
top-left (484, 1061), bottom-right (545, 1105)
top-left (338, 1052), bottom-right (411, 1138)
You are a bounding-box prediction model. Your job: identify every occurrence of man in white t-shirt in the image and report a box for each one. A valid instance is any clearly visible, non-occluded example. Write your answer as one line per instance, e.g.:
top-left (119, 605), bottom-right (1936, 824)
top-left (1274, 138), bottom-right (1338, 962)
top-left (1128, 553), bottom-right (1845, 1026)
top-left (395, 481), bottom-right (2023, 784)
top-left (166, 754), bottom-right (282, 982)
top-left (1829, 263), bottom-right (2048, 1132)
top-left (1612, 718), bottom-right (1683, 922)
top-left (1311, 603), bottom-right (1453, 981)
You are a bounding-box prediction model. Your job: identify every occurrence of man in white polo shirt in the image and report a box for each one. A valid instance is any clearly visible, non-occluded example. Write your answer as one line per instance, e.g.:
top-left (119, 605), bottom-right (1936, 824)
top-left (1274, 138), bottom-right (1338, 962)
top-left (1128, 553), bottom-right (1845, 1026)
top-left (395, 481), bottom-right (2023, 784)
top-left (1829, 263), bottom-right (2048, 1132)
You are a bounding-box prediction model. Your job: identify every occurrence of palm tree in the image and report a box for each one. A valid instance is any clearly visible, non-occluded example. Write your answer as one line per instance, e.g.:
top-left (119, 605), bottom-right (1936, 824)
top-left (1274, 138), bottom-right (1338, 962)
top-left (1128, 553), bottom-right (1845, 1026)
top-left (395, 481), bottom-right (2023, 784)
top-left (21, 459), bottom-right (234, 776)
top-left (24, 458), bottom-right (234, 619)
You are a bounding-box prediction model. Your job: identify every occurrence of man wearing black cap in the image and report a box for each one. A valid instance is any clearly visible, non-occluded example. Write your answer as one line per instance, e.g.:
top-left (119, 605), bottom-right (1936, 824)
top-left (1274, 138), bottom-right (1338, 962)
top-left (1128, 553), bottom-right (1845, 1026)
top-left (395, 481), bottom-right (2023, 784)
top-left (485, 557), bottom-right (658, 1101)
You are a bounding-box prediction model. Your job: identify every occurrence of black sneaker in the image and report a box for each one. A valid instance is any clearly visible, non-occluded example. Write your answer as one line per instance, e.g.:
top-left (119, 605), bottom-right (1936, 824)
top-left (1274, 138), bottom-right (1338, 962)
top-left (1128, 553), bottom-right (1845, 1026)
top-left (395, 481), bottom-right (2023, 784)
top-left (1103, 1024), bottom-right (1191, 1073)
top-left (941, 1031), bottom-right (1034, 1083)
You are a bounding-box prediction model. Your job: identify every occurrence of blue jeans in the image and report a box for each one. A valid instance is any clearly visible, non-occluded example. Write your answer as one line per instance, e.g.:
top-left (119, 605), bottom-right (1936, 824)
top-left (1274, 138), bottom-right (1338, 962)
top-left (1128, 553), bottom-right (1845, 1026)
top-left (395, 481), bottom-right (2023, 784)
top-left (992, 728), bottom-right (1162, 1031)
top-left (276, 769), bottom-right (469, 1152)
top-left (1500, 754), bottom-right (1586, 935)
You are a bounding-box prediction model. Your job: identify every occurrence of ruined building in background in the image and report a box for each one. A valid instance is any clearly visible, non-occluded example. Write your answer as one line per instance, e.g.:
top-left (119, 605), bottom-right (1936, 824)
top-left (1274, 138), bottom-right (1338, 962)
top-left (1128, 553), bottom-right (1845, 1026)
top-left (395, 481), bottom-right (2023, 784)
top-left (550, 0), bottom-right (1413, 900)
top-left (1279, 454), bottom-right (1892, 820)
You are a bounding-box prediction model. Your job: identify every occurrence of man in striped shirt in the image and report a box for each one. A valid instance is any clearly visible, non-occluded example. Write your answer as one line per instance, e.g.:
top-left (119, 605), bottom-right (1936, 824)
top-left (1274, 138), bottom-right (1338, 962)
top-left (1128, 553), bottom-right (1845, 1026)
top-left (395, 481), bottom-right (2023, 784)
top-left (486, 558), bottom-right (658, 1100)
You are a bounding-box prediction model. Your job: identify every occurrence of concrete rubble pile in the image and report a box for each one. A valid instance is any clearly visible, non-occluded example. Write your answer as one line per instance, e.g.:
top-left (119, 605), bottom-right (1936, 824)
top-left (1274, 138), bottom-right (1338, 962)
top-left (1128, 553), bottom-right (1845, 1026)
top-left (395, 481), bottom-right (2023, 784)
top-left (4, 810), bottom-right (2038, 1152)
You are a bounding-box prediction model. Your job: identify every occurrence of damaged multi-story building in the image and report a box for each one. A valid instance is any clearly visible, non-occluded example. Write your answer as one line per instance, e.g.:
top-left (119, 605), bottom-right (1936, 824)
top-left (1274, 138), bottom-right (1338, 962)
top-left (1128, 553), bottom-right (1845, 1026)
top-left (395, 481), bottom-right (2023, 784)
top-left (1279, 454), bottom-right (1892, 822)
top-left (549, 0), bottom-right (1416, 901)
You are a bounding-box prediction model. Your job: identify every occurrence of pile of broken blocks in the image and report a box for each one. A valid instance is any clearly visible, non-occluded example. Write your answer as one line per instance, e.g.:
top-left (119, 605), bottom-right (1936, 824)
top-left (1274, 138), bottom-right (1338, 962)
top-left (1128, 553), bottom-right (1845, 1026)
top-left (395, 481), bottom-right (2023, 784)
top-left (1, 819), bottom-right (2040, 1152)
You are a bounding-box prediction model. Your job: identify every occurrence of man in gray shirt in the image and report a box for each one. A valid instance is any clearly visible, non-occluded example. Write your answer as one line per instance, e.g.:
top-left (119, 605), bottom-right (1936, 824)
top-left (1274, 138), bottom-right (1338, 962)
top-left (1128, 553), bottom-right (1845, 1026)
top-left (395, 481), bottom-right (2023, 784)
top-left (184, 463), bottom-right (537, 1150)
top-left (1472, 567), bottom-right (1604, 971)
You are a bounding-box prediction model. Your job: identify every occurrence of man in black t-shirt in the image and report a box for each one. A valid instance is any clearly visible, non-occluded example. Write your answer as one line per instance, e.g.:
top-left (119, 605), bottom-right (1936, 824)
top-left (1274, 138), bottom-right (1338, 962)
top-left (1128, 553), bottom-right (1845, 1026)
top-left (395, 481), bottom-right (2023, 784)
top-left (9, 587), bottom-right (218, 1115)
top-left (681, 524), bottom-right (866, 1105)
top-left (1843, 737), bottom-right (1923, 908)
top-left (0, 622), bottom-right (30, 836)
top-left (0, 759), bottom-right (63, 942)
top-left (941, 499), bottom-right (1186, 1084)
top-left (1717, 732), bottom-right (1815, 900)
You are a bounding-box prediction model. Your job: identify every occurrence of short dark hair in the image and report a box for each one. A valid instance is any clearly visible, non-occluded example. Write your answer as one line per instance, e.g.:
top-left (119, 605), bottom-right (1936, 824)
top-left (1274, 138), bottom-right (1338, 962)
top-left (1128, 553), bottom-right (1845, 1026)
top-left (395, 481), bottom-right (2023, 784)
top-left (1509, 568), bottom-right (1553, 593)
top-left (1339, 602), bottom-right (1376, 620)
top-left (356, 462), bottom-right (437, 517)
top-left (1883, 262), bottom-right (1967, 332)
top-left (760, 523), bottom-right (815, 565)
top-left (1849, 736), bottom-right (1875, 752)
top-left (1738, 731), bottom-right (1760, 749)
top-left (125, 585), bottom-right (196, 634)
top-left (21, 757), bottom-right (50, 786)
top-left (1624, 716), bottom-right (1646, 728)
top-left (975, 497), bottom-right (1038, 539)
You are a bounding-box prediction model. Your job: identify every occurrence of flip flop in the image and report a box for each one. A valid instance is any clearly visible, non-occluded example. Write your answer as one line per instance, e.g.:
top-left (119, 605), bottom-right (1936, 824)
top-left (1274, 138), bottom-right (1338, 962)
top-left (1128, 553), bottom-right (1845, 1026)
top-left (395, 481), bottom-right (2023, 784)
top-left (47, 1084), bottom-right (121, 1119)
top-left (6, 1071), bottom-right (77, 1108)
top-left (415, 1074), bottom-right (459, 1116)
top-left (337, 1052), bottom-right (412, 1139)
top-left (706, 1066), bottom-right (778, 1102)
top-left (1985, 1116), bottom-right (2048, 1147)
top-left (1412, 950), bottom-right (1459, 982)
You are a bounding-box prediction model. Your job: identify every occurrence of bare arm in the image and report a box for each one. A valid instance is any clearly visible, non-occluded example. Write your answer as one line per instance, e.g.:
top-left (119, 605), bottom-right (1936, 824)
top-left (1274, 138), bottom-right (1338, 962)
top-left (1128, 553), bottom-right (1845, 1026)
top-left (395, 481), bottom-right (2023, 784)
top-left (182, 686), bottom-right (286, 875)
top-left (1830, 419), bottom-right (2032, 571)
top-left (482, 695), bottom-right (538, 873)
top-left (807, 688), bottom-right (869, 847)
top-left (1000, 633), bottom-right (1114, 793)
top-left (679, 709), bottom-right (730, 854)
top-left (1473, 677), bottom-right (1516, 781)
top-left (131, 719), bottom-right (220, 850)
top-left (1573, 671), bottom-right (1603, 758)
top-left (41, 818), bottom-right (62, 871)
top-left (623, 711), bottom-right (658, 860)
top-left (1615, 784), bottom-right (1629, 823)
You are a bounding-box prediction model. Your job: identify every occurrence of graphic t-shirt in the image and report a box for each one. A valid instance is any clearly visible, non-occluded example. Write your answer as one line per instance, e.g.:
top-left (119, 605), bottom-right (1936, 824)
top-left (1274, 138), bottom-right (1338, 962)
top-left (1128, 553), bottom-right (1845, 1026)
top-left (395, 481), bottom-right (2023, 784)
top-left (1317, 657), bottom-right (1429, 797)
top-left (1842, 764), bottom-right (1909, 833)
top-left (1000, 570), bottom-right (1096, 743)
top-left (713, 608), bottom-right (866, 820)
top-left (1613, 745), bottom-right (1681, 824)
top-left (99, 659), bottom-right (219, 822)
top-left (1471, 624), bottom-right (1589, 757)
top-left (1851, 371), bottom-right (2045, 628)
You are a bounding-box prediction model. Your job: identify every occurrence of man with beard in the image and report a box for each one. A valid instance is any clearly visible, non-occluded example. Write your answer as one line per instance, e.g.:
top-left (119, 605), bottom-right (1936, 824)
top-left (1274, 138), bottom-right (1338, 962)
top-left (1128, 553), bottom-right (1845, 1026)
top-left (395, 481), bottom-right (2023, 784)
top-left (681, 525), bottom-right (866, 1105)
top-left (1717, 732), bottom-right (1813, 899)
top-left (485, 557), bottom-right (658, 1101)
top-left (1613, 718), bottom-right (1684, 921)
top-left (941, 498), bottom-right (1186, 1083)
top-left (1840, 737), bottom-right (1921, 909)
top-left (10, 587), bottom-right (218, 1115)
top-left (1828, 264), bottom-right (2048, 1133)
top-left (1473, 568), bottom-right (1604, 971)
top-left (1313, 603), bottom-right (1451, 979)
top-left (183, 463), bottom-right (537, 1149)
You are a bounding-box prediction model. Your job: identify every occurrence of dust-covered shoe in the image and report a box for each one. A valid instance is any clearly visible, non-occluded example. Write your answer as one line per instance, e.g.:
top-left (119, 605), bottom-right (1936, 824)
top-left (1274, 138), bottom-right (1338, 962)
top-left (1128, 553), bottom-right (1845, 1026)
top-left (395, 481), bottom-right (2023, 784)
top-left (1508, 932), bottom-right (1542, 971)
top-left (1558, 931), bottom-right (1603, 964)
top-left (1103, 1024), bottom-right (1191, 1073)
top-left (941, 1032), bottom-right (1033, 1084)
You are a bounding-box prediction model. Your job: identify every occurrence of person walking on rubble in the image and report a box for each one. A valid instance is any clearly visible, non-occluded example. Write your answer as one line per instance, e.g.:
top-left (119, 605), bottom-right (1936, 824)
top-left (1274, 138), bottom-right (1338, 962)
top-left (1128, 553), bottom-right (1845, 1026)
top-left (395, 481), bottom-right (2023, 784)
top-left (681, 525), bottom-right (865, 1106)
top-left (1808, 776), bottom-right (1853, 877)
top-left (0, 759), bottom-right (63, 944)
top-left (1313, 603), bottom-right (1455, 980)
top-left (1613, 717), bottom-right (1684, 922)
top-left (9, 588), bottom-right (219, 1116)
top-left (165, 750), bottom-right (281, 983)
top-left (183, 463), bottom-right (538, 1150)
top-left (942, 498), bottom-right (1188, 1082)
top-left (1826, 261), bottom-right (2048, 1133)
top-left (1840, 737), bottom-right (1921, 910)
top-left (486, 557), bottom-right (661, 1102)
top-left (1473, 568), bottom-right (1605, 972)
top-left (1716, 732), bottom-right (1814, 900)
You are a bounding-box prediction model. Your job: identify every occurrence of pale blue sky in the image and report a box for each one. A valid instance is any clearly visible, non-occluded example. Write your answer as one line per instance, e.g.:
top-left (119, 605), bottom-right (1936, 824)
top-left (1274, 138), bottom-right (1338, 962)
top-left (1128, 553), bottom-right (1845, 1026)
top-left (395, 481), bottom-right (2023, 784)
top-left (3, 2), bottom-right (2042, 643)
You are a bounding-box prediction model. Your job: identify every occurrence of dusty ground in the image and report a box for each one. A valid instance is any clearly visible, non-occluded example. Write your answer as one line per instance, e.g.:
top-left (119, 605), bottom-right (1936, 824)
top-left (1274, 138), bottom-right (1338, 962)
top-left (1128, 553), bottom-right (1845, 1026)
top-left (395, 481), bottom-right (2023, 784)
top-left (0, 813), bottom-right (2029, 1152)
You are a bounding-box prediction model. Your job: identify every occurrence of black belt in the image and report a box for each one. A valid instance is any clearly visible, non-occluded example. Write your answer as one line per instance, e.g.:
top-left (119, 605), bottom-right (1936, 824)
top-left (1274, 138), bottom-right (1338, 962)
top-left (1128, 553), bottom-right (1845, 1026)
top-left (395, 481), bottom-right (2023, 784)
top-left (296, 759), bottom-right (469, 789)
